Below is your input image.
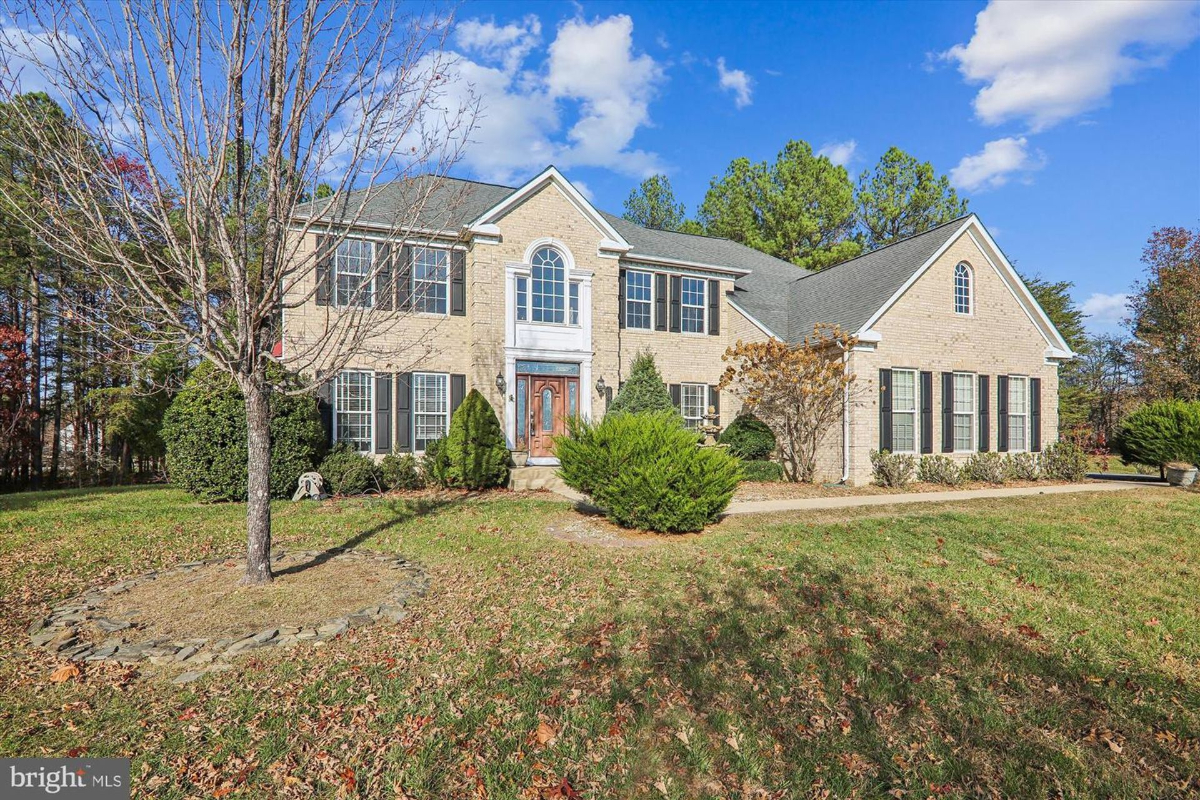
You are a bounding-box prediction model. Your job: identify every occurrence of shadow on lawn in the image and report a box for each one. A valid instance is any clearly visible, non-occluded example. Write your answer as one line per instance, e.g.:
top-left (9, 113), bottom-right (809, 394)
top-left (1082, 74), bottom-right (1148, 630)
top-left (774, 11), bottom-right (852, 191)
top-left (0, 483), bottom-right (168, 513)
top-left (553, 557), bottom-right (1198, 797)
top-left (275, 495), bottom-right (458, 576)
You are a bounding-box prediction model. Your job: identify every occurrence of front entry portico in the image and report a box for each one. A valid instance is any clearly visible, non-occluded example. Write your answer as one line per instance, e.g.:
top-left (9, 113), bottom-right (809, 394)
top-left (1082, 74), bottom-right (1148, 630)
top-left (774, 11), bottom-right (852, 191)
top-left (514, 360), bottom-right (580, 464)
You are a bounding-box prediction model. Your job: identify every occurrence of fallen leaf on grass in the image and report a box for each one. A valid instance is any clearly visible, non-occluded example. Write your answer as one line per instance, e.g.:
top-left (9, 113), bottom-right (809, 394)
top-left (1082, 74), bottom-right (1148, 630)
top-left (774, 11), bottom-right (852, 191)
top-left (1016, 624), bottom-right (1041, 639)
top-left (535, 721), bottom-right (558, 746)
top-left (49, 664), bottom-right (81, 683)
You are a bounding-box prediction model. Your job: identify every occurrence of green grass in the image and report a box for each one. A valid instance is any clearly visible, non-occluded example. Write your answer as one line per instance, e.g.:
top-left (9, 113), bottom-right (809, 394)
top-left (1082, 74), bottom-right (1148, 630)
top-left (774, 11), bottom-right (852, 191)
top-left (2, 485), bottom-right (1198, 798)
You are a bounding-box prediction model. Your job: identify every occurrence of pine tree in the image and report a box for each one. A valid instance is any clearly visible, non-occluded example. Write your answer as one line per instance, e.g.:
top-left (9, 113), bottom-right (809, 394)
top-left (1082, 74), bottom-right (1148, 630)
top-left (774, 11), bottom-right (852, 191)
top-left (609, 352), bottom-right (678, 416)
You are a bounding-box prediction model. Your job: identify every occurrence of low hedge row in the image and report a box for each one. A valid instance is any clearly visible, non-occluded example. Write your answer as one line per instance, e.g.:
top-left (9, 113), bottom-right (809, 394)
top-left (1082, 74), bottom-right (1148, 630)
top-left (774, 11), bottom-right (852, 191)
top-left (871, 441), bottom-right (1088, 488)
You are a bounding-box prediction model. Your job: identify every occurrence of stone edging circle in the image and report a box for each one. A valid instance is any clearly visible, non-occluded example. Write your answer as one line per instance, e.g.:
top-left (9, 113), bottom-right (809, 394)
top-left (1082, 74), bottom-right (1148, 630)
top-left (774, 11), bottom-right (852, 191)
top-left (28, 549), bottom-right (428, 684)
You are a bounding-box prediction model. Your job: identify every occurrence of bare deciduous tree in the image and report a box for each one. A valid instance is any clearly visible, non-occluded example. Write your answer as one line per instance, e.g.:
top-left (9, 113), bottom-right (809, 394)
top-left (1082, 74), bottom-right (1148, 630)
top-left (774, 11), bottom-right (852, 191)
top-left (0, 0), bottom-right (476, 583)
top-left (719, 325), bottom-right (859, 482)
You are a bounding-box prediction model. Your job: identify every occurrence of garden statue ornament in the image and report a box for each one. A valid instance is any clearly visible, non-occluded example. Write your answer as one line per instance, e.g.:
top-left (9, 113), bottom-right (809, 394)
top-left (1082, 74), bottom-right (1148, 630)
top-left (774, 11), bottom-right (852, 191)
top-left (700, 405), bottom-right (723, 447)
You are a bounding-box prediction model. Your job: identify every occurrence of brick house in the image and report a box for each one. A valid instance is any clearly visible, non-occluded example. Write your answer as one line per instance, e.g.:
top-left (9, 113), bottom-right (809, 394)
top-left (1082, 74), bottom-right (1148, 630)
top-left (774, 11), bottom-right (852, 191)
top-left (282, 166), bottom-right (1074, 484)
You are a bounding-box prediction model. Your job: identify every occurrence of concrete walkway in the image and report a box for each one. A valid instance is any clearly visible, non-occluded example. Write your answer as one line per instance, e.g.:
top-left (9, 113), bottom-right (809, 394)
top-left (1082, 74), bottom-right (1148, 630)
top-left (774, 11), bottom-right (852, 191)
top-left (723, 480), bottom-right (1165, 516)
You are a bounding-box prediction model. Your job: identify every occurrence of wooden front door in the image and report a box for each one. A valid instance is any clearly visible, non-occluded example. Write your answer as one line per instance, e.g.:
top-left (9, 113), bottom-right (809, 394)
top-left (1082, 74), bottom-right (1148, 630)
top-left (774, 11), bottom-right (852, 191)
top-left (528, 376), bottom-right (565, 458)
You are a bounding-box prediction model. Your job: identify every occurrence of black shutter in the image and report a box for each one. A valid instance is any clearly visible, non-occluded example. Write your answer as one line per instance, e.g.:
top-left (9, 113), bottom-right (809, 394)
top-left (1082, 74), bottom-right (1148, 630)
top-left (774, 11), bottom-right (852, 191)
top-left (654, 273), bottom-right (668, 331)
top-left (669, 383), bottom-right (681, 409)
top-left (395, 373), bottom-right (412, 452)
top-left (375, 242), bottom-right (392, 311)
top-left (978, 375), bottom-right (991, 452)
top-left (618, 269), bottom-right (626, 329)
top-left (708, 279), bottom-right (720, 336)
top-left (374, 373), bottom-right (392, 453)
top-left (316, 374), bottom-right (333, 445)
top-left (450, 374), bottom-right (466, 415)
top-left (878, 369), bottom-right (893, 452)
top-left (669, 275), bottom-right (682, 333)
top-left (1030, 377), bottom-right (1042, 452)
top-left (315, 235), bottom-right (332, 306)
top-left (709, 385), bottom-right (720, 426)
top-left (920, 371), bottom-right (933, 454)
top-left (450, 249), bottom-right (466, 316)
top-left (941, 372), bottom-right (954, 453)
top-left (397, 245), bottom-right (412, 310)
top-left (997, 375), bottom-right (1009, 452)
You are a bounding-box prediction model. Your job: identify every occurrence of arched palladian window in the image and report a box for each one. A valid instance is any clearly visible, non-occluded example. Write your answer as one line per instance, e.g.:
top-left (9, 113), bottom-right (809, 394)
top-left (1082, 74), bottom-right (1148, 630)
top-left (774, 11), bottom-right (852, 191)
top-left (954, 262), bottom-right (972, 315)
top-left (531, 246), bottom-right (566, 323)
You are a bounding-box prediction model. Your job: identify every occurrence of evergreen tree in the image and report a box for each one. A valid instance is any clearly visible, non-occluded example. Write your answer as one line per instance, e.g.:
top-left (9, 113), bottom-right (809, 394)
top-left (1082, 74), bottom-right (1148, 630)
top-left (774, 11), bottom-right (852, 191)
top-left (609, 352), bottom-right (678, 416)
top-left (623, 175), bottom-right (687, 231)
top-left (856, 146), bottom-right (967, 250)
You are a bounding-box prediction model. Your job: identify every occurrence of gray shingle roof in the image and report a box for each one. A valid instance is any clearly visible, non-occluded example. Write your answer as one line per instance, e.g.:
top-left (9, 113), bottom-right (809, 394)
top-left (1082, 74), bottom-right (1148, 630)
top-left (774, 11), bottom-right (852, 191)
top-left (783, 216), bottom-right (971, 341)
top-left (300, 174), bottom-right (970, 344)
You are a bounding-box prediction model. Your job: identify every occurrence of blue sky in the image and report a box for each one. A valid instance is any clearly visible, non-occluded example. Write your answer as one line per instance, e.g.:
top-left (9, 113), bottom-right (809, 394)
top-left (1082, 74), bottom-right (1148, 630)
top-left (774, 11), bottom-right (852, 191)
top-left (443, 0), bottom-right (1200, 334)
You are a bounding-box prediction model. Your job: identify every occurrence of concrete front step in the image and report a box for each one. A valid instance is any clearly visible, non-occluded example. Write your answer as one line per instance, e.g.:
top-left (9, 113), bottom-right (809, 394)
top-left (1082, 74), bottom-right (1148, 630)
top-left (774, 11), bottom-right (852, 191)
top-left (508, 466), bottom-right (567, 492)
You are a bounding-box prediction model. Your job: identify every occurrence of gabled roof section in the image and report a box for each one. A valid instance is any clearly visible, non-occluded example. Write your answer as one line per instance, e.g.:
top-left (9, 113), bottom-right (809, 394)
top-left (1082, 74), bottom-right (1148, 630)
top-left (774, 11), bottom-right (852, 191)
top-left (468, 166), bottom-right (630, 252)
top-left (294, 174), bottom-right (515, 233)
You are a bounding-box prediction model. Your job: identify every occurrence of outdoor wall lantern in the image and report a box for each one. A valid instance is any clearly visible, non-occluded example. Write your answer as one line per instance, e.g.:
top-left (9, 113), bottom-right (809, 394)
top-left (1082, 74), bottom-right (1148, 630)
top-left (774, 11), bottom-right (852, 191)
top-left (495, 372), bottom-right (506, 394)
top-left (595, 376), bottom-right (606, 396)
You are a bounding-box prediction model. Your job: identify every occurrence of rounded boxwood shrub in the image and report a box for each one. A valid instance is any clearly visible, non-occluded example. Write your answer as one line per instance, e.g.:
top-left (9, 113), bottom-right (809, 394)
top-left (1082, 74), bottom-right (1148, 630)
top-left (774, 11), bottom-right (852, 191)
top-left (719, 413), bottom-right (776, 461)
top-left (739, 458), bottom-right (784, 482)
top-left (917, 454), bottom-right (961, 485)
top-left (162, 362), bottom-right (326, 502)
top-left (962, 451), bottom-right (1006, 484)
top-left (870, 450), bottom-right (916, 488)
top-left (556, 411), bottom-right (741, 532)
top-left (1041, 440), bottom-right (1088, 482)
top-left (607, 351), bottom-right (677, 417)
top-left (318, 444), bottom-right (382, 496)
top-left (380, 452), bottom-right (425, 490)
top-left (435, 390), bottom-right (509, 489)
top-left (1113, 400), bottom-right (1200, 469)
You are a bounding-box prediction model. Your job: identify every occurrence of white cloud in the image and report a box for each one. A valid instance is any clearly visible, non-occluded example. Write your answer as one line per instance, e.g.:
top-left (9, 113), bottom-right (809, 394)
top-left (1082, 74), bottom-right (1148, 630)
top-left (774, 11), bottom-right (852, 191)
top-left (570, 178), bottom-right (594, 201)
top-left (818, 139), bottom-right (857, 167)
top-left (716, 57), bottom-right (753, 109)
top-left (950, 136), bottom-right (1046, 191)
top-left (942, 0), bottom-right (1200, 131)
top-left (1081, 292), bottom-right (1131, 327)
top-left (444, 13), bottom-right (666, 183)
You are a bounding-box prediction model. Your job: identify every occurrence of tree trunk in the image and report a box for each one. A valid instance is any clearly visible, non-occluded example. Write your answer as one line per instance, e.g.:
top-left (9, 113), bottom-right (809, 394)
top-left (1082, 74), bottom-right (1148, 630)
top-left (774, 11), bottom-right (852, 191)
top-left (29, 268), bottom-right (43, 489)
top-left (243, 370), bottom-right (273, 585)
top-left (49, 304), bottom-right (64, 485)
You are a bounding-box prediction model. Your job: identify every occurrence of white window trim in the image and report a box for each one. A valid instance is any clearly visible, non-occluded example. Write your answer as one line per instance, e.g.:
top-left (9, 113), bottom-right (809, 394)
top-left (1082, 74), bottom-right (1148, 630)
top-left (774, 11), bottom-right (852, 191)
top-left (333, 369), bottom-right (374, 453)
top-left (411, 246), bottom-right (451, 317)
top-left (412, 371), bottom-right (451, 451)
top-left (891, 368), bottom-right (919, 454)
top-left (680, 382), bottom-right (708, 428)
top-left (954, 262), bottom-right (973, 316)
top-left (1007, 375), bottom-right (1030, 453)
top-left (680, 276), bottom-right (707, 335)
top-left (624, 269), bottom-right (654, 330)
top-left (952, 371), bottom-right (976, 454)
top-left (334, 238), bottom-right (375, 309)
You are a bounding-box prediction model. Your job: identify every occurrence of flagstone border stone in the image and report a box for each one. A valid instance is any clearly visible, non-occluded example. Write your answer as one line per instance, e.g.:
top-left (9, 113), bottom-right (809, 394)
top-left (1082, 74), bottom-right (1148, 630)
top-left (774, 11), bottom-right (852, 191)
top-left (28, 549), bottom-right (428, 682)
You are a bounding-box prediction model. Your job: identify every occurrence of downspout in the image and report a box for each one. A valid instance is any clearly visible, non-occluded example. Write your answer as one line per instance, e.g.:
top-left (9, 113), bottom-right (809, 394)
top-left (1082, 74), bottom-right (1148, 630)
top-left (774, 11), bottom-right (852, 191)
top-left (840, 342), bottom-right (851, 484)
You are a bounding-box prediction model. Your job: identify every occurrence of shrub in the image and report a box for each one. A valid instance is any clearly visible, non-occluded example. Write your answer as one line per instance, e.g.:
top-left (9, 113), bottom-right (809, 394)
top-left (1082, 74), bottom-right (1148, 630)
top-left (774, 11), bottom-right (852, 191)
top-left (962, 451), bottom-right (1006, 484)
top-left (556, 411), bottom-right (741, 532)
top-left (380, 453), bottom-right (425, 490)
top-left (435, 390), bottom-right (509, 490)
top-left (162, 362), bottom-right (325, 502)
top-left (1005, 452), bottom-right (1041, 481)
top-left (917, 454), bottom-right (961, 485)
top-left (423, 437), bottom-right (451, 487)
top-left (719, 413), bottom-right (776, 461)
top-left (740, 459), bottom-right (784, 482)
top-left (608, 351), bottom-right (678, 417)
top-left (1041, 440), bottom-right (1089, 482)
top-left (317, 444), bottom-right (382, 496)
top-left (1113, 400), bottom-right (1200, 469)
top-left (870, 450), bottom-right (916, 488)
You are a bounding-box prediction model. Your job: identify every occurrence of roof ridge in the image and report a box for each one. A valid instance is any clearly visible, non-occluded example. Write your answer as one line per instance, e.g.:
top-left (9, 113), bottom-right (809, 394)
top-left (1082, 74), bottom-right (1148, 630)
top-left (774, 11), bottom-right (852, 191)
top-left (795, 213), bottom-right (974, 280)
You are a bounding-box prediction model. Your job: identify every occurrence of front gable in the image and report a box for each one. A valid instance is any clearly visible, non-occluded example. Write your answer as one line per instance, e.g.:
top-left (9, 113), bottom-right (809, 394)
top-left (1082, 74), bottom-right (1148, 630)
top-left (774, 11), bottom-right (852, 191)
top-left (862, 218), bottom-right (1072, 362)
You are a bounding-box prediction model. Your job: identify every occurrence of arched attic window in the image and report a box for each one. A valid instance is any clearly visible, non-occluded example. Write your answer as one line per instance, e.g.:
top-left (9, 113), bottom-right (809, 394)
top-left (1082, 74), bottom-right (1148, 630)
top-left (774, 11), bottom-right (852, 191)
top-left (954, 263), bottom-right (973, 315)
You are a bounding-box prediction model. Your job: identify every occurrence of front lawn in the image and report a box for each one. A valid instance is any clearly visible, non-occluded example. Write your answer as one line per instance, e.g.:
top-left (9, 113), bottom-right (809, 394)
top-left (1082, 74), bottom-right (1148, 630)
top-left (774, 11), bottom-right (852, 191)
top-left (1, 486), bottom-right (1197, 798)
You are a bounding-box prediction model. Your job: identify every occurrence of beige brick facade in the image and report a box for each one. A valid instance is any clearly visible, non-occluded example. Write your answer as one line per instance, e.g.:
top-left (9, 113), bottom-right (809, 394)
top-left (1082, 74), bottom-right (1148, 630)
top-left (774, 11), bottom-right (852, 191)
top-left (283, 174), bottom-right (1064, 482)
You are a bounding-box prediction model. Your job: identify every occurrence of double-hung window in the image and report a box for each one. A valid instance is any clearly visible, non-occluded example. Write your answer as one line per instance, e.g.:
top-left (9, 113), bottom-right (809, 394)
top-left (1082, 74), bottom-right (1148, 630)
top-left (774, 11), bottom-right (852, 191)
top-left (335, 238), bottom-right (373, 307)
top-left (530, 247), bottom-right (566, 323)
top-left (413, 373), bottom-right (449, 445)
top-left (569, 282), bottom-right (580, 325)
top-left (1008, 376), bottom-right (1029, 451)
top-left (412, 247), bottom-right (449, 314)
top-left (891, 369), bottom-right (918, 453)
top-left (952, 372), bottom-right (975, 452)
top-left (681, 277), bottom-right (705, 334)
top-left (335, 371), bottom-right (373, 452)
top-left (681, 383), bottom-right (707, 429)
top-left (625, 271), bottom-right (652, 329)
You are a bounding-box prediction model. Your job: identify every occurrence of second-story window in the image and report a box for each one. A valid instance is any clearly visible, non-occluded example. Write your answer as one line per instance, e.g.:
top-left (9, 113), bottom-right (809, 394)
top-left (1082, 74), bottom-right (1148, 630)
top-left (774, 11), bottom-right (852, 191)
top-left (515, 276), bottom-right (528, 321)
top-left (531, 246), bottom-right (566, 323)
top-left (626, 270), bottom-right (652, 329)
top-left (681, 276), bottom-right (706, 334)
top-left (569, 282), bottom-right (580, 325)
top-left (335, 238), bottom-right (373, 307)
top-left (413, 247), bottom-right (449, 315)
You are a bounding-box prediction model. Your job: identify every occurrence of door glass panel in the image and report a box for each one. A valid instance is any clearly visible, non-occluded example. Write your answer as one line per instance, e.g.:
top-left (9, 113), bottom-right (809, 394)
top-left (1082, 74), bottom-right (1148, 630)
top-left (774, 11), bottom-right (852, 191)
top-left (541, 388), bottom-right (553, 431)
top-left (568, 381), bottom-right (577, 417)
top-left (516, 377), bottom-right (527, 447)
